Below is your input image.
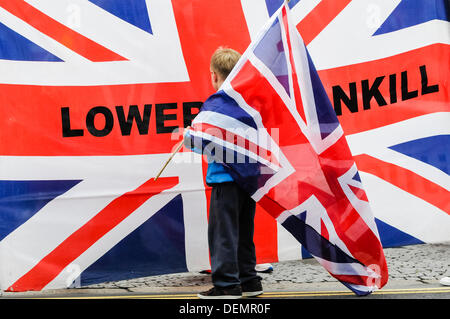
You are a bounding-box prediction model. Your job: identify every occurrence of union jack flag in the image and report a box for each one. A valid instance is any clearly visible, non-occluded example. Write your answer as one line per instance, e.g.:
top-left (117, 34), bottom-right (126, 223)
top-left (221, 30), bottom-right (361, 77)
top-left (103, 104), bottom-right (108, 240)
top-left (187, 2), bottom-right (388, 295)
top-left (0, 0), bottom-right (210, 292)
top-left (0, 0), bottom-right (448, 293)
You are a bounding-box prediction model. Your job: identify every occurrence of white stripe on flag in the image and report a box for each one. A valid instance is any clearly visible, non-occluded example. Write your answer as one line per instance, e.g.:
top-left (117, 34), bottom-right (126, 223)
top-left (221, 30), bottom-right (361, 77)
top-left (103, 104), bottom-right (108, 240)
top-left (314, 256), bottom-right (371, 277)
top-left (189, 130), bottom-right (281, 172)
top-left (277, 222), bottom-right (302, 261)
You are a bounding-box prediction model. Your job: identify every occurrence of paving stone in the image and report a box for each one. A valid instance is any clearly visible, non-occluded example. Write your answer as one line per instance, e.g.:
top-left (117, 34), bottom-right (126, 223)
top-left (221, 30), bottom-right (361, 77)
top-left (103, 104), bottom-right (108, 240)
top-left (84, 242), bottom-right (450, 289)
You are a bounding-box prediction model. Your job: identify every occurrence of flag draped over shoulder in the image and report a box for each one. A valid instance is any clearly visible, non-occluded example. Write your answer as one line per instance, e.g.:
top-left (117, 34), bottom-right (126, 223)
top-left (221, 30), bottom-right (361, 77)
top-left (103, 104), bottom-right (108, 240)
top-left (187, 2), bottom-right (388, 296)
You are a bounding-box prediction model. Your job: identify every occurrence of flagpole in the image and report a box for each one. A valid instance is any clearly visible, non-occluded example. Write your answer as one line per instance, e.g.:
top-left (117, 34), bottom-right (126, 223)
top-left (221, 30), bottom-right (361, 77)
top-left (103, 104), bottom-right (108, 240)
top-left (154, 127), bottom-right (190, 181)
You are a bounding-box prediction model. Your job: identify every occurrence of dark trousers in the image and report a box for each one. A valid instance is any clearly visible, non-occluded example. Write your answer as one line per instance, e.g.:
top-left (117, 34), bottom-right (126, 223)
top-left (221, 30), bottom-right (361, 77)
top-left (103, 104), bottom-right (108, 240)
top-left (208, 182), bottom-right (261, 288)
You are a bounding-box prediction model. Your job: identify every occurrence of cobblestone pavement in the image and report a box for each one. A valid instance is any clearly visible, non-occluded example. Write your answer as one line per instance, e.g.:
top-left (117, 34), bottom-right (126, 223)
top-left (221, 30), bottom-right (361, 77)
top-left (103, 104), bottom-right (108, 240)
top-left (84, 242), bottom-right (450, 292)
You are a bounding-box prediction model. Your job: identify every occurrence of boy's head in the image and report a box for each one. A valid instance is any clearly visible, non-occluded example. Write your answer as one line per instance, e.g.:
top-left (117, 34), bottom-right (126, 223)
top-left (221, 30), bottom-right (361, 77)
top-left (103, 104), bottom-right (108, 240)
top-left (210, 47), bottom-right (241, 91)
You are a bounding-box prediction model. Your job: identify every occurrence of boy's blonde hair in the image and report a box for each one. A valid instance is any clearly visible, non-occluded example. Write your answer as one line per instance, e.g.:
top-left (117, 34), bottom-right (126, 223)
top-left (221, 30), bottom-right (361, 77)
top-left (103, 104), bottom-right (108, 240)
top-left (210, 47), bottom-right (241, 81)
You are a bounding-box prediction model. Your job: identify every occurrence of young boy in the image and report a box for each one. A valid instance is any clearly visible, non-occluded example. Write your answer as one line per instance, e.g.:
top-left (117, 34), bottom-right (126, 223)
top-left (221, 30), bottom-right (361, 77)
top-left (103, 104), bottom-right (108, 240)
top-left (190, 47), bottom-right (263, 299)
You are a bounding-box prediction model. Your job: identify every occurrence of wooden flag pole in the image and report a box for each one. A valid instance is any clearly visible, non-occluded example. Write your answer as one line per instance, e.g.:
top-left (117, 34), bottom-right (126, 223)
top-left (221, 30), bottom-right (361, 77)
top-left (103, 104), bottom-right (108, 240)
top-left (154, 127), bottom-right (190, 181)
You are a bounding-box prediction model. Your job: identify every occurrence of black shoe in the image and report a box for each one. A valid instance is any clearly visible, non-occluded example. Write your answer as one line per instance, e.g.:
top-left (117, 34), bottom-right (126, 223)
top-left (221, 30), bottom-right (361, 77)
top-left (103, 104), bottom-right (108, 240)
top-left (197, 285), bottom-right (242, 299)
top-left (241, 279), bottom-right (263, 297)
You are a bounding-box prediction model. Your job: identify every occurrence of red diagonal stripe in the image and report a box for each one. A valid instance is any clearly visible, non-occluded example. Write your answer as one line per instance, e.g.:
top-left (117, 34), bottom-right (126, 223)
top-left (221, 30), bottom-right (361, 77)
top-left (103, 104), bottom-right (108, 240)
top-left (7, 176), bottom-right (179, 292)
top-left (320, 219), bottom-right (330, 240)
top-left (281, 6), bottom-right (307, 124)
top-left (297, 0), bottom-right (352, 46)
top-left (0, 0), bottom-right (127, 62)
top-left (334, 274), bottom-right (371, 287)
top-left (355, 154), bottom-right (450, 214)
top-left (349, 184), bottom-right (369, 202)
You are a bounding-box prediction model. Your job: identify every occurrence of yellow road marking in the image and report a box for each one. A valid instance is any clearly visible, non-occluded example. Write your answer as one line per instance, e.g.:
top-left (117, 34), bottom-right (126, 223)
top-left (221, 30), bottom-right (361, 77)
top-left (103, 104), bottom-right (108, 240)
top-left (29, 286), bottom-right (450, 299)
top-left (257, 288), bottom-right (450, 298)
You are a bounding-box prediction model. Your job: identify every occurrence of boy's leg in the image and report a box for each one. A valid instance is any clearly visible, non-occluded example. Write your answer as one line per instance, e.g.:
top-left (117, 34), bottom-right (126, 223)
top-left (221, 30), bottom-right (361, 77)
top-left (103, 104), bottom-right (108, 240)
top-left (208, 183), bottom-right (241, 288)
top-left (237, 189), bottom-right (260, 284)
top-left (237, 187), bottom-right (263, 297)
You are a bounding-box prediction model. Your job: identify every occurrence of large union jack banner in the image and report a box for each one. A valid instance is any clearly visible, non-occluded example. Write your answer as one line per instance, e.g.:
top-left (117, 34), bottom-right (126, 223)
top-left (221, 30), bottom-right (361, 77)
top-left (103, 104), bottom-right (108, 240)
top-left (0, 0), bottom-right (448, 292)
top-left (188, 1), bottom-right (388, 295)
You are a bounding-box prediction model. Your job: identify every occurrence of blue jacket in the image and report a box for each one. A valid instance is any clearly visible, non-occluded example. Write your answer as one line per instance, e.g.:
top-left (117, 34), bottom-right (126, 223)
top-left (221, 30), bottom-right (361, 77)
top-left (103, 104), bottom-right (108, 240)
top-left (205, 161), bottom-right (234, 185)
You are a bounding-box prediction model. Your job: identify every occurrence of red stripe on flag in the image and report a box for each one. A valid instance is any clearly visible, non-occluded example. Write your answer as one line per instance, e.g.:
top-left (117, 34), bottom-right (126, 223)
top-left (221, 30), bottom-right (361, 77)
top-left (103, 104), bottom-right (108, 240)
top-left (0, 0), bottom-right (127, 62)
top-left (355, 154), bottom-right (450, 215)
top-left (296, 0), bottom-right (352, 46)
top-left (281, 6), bottom-right (307, 124)
top-left (258, 195), bottom-right (286, 219)
top-left (7, 176), bottom-right (179, 292)
top-left (349, 185), bottom-right (369, 202)
top-left (317, 44), bottom-right (449, 135)
top-left (320, 219), bottom-right (330, 241)
top-left (254, 204), bottom-right (279, 264)
top-left (334, 274), bottom-right (372, 287)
